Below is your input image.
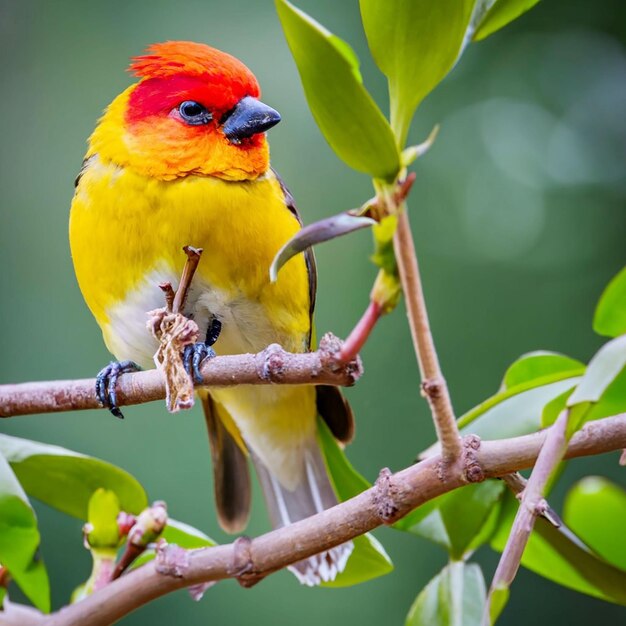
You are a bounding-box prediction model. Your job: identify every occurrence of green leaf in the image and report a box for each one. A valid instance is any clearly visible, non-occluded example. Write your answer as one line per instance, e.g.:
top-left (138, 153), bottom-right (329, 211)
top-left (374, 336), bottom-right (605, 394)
top-left (543, 367), bottom-right (626, 427)
top-left (270, 212), bottom-right (375, 282)
top-left (321, 533), bottom-right (393, 588)
top-left (161, 519), bottom-right (217, 548)
top-left (568, 335), bottom-right (626, 408)
top-left (0, 453), bottom-right (50, 612)
top-left (585, 367), bottom-right (626, 421)
top-left (594, 267), bottom-right (626, 338)
top-left (491, 492), bottom-right (626, 605)
top-left (360, 0), bottom-right (475, 145)
top-left (405, 561), bottom-right (486, 626)
top-left (472, 0), bottom-right (541, 42)
top-left (439, 481), bottom-right (505, 559)
top-left (276, 0), bottom-right (400, 180)
top-left (502, 351), bottom-right (584, 389)
top-left (129, 518), bottom-right (217, 570)
top-left (0, 434), bottom-right (147, 520)
top-left (564, 477), bottom-right (626, 571)
top-left (317, 418), bottom-right (370, 501)
top-left (465, 498), bottom-right (504, 554)
top-left (459, 377), bottom-right (581, 439)
top-left (317, 418), bottom-right (393, 585)
top-left (400, 503), bottom-right (451, 551)
top-left (541, 387), bottom-right (574, 427)
top-left (398, 482), bottom-right (504, 559)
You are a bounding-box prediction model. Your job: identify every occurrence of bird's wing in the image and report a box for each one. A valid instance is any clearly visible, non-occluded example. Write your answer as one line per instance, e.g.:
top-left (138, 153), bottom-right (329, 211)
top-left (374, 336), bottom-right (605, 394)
top-left (271, 167), bottom-right (317, 344)
top-left (272, 168), bottom-right (355, 445)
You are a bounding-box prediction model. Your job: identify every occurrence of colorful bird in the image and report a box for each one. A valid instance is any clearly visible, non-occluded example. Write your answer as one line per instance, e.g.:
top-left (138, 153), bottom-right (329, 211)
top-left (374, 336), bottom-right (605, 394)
top-left (69, 41), bottom-right (354, 585)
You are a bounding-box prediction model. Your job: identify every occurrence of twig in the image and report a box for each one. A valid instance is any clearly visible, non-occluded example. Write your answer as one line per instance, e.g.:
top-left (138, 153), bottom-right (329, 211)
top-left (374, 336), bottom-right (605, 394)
top-left (485, 409), bottom-right (571, 623)
top-left (158, 283), bottom-right (176, 311)
top-left (389, 194), bottom-right (461, 464)
top-left (338, 300), bottom-right (383, 362)
top-left (171, 246), bottom-right (202, 313)
top-left (0, 335), bottom-right (362, 417)
top-left (33, 412), bottom-right (626, 626)
top-left (500, 473), bottom-right (562, 528)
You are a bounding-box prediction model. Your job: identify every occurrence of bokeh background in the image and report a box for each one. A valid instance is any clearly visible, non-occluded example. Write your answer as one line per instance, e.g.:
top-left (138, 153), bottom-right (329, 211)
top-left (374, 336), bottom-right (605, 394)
top-left (1, 0), bottom-right (625, 624)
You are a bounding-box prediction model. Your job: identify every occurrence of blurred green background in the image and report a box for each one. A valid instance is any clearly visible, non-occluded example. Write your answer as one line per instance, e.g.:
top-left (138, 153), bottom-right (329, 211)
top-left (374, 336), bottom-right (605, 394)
top-left (1, 0), bottom-right (625, 623)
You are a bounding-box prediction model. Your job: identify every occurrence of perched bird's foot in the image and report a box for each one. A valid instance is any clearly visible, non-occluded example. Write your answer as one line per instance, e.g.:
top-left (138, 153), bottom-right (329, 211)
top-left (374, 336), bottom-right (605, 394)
top-left (183, 318), bottom-right (221, 385)
top-left (95, 360), bottom-right (141, 419)
top-left (183, 343), bottom-right (215, 385)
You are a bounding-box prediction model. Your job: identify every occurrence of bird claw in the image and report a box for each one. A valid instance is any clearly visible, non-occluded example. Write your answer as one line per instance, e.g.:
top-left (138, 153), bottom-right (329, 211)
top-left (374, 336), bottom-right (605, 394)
top-left (183, 343), bottom-right (215, 385)
top-left (183, 318), bottom-right (221, 385)
top-left (95, 360), bottom-right (141, 419)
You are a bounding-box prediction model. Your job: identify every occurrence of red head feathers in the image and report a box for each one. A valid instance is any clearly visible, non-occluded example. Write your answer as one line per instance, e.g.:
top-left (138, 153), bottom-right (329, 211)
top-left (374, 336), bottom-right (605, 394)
top-left (127, 41), bottom-right (260, 124)
top-left (130, 41), bottom-right (259, 93)
top-left (89, 41), bottom-right (273, 181)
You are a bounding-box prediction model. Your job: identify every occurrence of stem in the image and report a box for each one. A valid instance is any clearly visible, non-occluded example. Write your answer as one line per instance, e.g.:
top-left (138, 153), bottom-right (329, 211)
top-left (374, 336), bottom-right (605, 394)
top-left (485, 409), bottom-right (571, 623)
top-left (338, 300), bottom-right (383, 363)
top-left (392, 204), bottom-right (462, 463)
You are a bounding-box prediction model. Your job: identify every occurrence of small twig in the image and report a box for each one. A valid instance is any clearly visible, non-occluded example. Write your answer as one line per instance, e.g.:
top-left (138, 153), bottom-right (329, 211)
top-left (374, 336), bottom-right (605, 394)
top-left (388, 191), bottom-right (462, 464)
top-left (158, 283), bottom-right (176, 311)
top-left (171, 246), bottom-right (202, 313)
top-left (393, 172), bottom-right (416, 205)
top-left (338, 300), bottom-right (383, 363)
top-left (501, 473), bottom-right (562, 528)
top-left (0, 335), bottom-right (362, 417)
top-left (35, 412), bottom-right (626, 626)
top-left (0, 565), bottom-right (9, 588)
top-left (485, 409), bottom-right (571, 624)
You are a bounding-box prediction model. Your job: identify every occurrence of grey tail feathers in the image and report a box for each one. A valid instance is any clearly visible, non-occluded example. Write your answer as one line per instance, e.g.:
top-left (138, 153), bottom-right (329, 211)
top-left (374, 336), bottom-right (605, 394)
top-left (252, 444), bottom-right (353, 586)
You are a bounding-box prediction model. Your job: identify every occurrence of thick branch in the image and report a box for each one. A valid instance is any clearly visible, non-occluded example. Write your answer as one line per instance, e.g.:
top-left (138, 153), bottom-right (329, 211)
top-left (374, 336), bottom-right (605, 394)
top-left (0, 334), bottom-right (361, 417)
top-left (392, 205), bottom-right (461, 462)
top-left (33, 413), bottom-right (626, 626)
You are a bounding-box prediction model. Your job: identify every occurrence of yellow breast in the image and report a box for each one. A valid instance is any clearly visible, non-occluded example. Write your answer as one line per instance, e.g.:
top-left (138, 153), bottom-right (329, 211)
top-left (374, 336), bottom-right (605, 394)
top-left (69, 157), bottom-right (311, 364)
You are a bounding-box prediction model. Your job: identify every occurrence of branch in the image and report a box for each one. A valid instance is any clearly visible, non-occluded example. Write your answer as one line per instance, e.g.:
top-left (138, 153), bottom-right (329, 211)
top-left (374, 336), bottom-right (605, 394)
top-left (0, 334), bottom-right (361, 417)
top-left (32, 413), bottom-right (626, 626)
top-left (485, 409), bottom-right (571, 622)
top-left (389, 188), bottom-right (462, 464)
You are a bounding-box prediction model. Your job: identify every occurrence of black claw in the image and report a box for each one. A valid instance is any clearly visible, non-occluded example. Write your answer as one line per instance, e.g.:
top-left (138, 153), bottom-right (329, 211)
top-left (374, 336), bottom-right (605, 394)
top-left (183, 343), bottom-right (216, 385)
top-left (206, 318), bottom-right (222, 347)
top-left (95, 360), bottom-right (141, 419)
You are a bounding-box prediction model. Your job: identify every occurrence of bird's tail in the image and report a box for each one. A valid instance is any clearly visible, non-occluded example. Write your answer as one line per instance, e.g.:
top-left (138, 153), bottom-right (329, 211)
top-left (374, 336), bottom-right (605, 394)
top-left (251, 443), bottom-right (353, 586)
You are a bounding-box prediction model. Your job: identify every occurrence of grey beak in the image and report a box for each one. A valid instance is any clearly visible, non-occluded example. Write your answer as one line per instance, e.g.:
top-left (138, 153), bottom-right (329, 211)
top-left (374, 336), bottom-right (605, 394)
top-left (222, 96), bottom-right (281, 142)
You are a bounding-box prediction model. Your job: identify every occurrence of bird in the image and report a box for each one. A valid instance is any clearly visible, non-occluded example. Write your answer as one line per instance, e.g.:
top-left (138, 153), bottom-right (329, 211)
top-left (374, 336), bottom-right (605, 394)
top-left (69, 41), bottom-right (354, 585)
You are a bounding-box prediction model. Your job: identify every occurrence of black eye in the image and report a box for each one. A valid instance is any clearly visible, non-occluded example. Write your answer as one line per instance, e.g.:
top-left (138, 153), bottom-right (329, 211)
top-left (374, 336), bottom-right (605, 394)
top-left (178, 100), bottom-right (212, 126)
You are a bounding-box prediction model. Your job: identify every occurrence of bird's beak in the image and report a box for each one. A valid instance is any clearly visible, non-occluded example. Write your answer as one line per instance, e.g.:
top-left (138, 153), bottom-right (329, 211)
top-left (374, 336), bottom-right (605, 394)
top-left (222, 96), bottom-right (281, 143)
